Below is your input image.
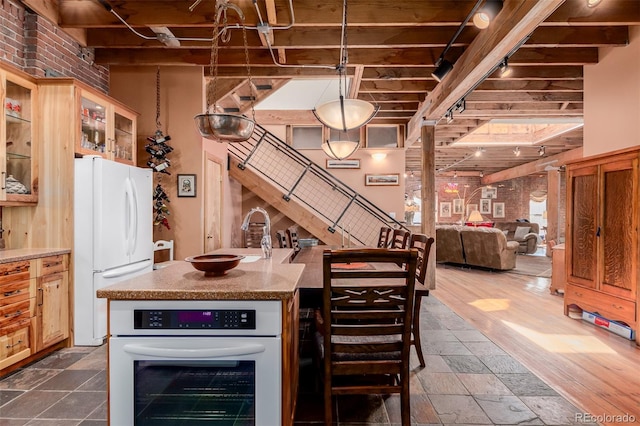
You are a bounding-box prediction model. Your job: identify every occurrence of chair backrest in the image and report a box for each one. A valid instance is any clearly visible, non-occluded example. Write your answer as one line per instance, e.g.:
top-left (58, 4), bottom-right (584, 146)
top-left (153, 239), bottom-right (174, 261)
top-left (390, 228), bottom-right (410, 249)
top-left (286, 226), bottom-right (301, 253)
top-left (276, 230), bottom-right (289, 248)
top-left (321, 247), bottom-right (417, 379)
top-left (409, 233), bottom-right (435, 285)
top-left (377, 226), bottom-right (392, 248)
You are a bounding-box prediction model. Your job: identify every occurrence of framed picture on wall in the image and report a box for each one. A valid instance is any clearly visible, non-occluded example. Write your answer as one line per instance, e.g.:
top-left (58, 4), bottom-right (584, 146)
top-left (326, 159), bottom-right (360, 169)
top-left (493, 202), bottom-right (505, 218)
top-left (177, 174), bottom-right (196, 197)
top-left (440, 202), bottom-right (452, 218)
top-left (480, 198), bottom-right (492, 214)
top-left (365, 173), bottom-right (400, 186)
top-left (481, 187), bottom-right (498, 199)
top-left (453, 198), bottom-right (464, 215)
top-left (466, 203), bottom-right (478, 218)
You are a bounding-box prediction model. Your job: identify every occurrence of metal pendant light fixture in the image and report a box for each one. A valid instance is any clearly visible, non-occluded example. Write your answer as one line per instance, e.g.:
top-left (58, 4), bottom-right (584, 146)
top-left (313, 0), bottom-right (378, 159)
top-left (193, 0), bottom-right (256, 142)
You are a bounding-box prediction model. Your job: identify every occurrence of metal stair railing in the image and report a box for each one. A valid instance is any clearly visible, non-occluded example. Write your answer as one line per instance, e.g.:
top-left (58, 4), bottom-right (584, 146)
top-left (227, 123), bottom-right (408, 247)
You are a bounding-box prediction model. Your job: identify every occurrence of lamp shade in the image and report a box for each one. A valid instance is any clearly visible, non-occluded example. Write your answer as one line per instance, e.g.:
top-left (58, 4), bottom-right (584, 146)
top-left (313, 97), bottom-right (378, 131)
top-left (321, 139), bottom-right (359, 160)
top-left (468, 210), bottom-right (484, 223)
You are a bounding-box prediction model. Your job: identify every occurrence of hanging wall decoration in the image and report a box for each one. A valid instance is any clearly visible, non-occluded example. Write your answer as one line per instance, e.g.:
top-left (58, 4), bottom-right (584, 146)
top-left (146, 67), bottom-right (173, 230)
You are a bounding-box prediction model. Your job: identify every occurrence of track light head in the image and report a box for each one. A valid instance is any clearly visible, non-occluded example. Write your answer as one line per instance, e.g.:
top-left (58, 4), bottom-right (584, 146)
top-left (479, 171), bottom-right (484, 178)
top-left (473, 0), bottom-right (503, 29)
top-left (474, 147), bottom-right (484, 157)
top-left (498, 57), bottom-right (512, 77)
top-left (432, 59), bottom-right (454, 82)
top-left (539, 146), bottom-right (546, 156)
top-left (455, 99), bottom-right (466, 113)
top-left (453, 171), bottom-right (457, 178)
top-left (513, 146), bottom-right (521, 156)
top-left (445, 109), bottom-right (454, 124)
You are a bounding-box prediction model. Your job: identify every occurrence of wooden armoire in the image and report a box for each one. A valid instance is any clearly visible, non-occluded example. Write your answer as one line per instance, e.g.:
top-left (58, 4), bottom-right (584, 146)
top-left (564, 146), bottom-right (639, 344)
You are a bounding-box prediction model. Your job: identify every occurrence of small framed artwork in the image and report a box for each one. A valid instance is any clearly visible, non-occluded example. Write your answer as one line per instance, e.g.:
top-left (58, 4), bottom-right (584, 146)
top-left (177, 174), bottom-right (197, 197)
top-left (481, 187), bottom-right (498, 199)
top-left (326, 158), bottom-right (360, 169)
top-left (440, 202), bottom-right (452, 218)
top-left (466, 203), bottom-right (478, 218)
top-left (453, 198), bottom-right (464, 215)
top-left (480, 198), bottom-right (492, 214)
top-left (365, 173), bottom-right (400, 186)
top-left (493, 202), bottom-right (505, 218)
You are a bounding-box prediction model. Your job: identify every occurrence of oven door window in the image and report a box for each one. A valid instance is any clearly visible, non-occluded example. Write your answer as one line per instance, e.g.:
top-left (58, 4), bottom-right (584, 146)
top-left (134, 360), bottom-right (255, 425)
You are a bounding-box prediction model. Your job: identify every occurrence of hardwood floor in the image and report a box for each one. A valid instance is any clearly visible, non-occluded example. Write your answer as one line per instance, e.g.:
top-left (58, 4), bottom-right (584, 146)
top-left (433, 263), bottom-right (640, 425)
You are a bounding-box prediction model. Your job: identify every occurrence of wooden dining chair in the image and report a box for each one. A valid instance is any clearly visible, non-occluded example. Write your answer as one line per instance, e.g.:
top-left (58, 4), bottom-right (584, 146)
top-left (390, 228), bottom-right (410, 249)
top-left (286, 226), bottom-right (301, 257)
top-left (409, 233), bottom-right (435, 368)
top-left (317, 248), bottom-right (417, 426)
top-left (376, 226), bottom-right (392, 248)
top-left (276, 230), bottom-right (289, 248)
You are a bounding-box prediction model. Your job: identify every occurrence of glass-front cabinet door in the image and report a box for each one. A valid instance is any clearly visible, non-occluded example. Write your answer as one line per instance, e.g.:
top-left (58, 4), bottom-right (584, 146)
top-left (1, 70), bottom-right (38, 204)
top-left (79, 93), bottom-right (108, 158)
top-left (113, 107), bottom-right (136, 165)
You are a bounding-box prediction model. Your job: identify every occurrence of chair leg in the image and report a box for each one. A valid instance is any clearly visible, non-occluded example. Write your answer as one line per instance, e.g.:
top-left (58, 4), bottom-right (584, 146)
top-left (324, 378), bottom-right (333, 425)
top-left (401, 362), bottom-right (411, 426)
top-left (413, 289), bottom-right (428, 368)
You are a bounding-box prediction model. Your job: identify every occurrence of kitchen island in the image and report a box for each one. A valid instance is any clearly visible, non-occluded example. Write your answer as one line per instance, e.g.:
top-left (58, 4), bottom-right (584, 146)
top-left (97, 248), bottom-right (303, 426)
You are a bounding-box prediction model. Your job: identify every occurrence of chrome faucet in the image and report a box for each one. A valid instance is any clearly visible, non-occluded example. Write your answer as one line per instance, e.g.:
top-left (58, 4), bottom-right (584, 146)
top-left (240, 207), bottom-right (272, 259)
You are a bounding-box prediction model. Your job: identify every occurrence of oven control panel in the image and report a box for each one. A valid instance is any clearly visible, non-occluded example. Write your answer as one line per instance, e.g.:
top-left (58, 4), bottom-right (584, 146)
top-left (134, 309), bottom-right (256, 330)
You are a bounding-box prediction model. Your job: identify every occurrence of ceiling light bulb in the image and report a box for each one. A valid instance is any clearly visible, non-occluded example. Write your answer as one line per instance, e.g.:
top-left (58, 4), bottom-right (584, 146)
top-left (473, 0), bottom-right (503, 29)
top-left (475, 147), bottom-right (483, 157)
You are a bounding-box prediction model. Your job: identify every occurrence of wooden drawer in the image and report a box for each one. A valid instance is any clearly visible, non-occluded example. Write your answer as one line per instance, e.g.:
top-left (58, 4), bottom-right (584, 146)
top-left (0, 279), bottom-right (32, 307)
top-left (0, 299), bottom-right (32, 329)
top-left (565, 283), bottom-right (636, 325)
top-left (0, 326), bottom-right (31, 369)
top-left (37, 255), bottom-right (68, 276)
top-left (0, 261), bottom-right (31, 286)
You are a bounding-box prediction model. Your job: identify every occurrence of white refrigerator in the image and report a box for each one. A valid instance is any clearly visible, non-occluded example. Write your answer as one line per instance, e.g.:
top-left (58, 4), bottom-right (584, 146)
top-left (74, 156), bottom-right (153, 346)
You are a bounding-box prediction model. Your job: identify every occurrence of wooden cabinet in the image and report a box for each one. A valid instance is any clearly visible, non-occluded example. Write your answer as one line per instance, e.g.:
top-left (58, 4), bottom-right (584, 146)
top-left (565, 148), bottom-right (639, 343)
top-left (39, 79), bottom-right (137, 166)
top-left (0, 254), bottom-right (70, 373)
top-left (550, 243), bottom-right (566, 295)
top-left (35, 255), bottom-right (69, 351)
top-left (78, 89), bottom-right (137, 165)
top-left (0, 64), bottom-right (38, 205)
top-left (0, 260), bottom-right (35, 370)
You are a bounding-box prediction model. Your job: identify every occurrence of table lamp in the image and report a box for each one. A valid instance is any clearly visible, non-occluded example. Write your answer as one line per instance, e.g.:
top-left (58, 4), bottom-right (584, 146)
top-left (468, 210), bottom-right (484, 226)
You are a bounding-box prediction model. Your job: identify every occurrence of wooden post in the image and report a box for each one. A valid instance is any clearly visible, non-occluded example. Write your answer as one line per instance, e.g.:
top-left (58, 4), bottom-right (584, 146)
top-left (421, 124), bottom-right (436, 289)
top-left (546, 169), bottom-right (560, 256)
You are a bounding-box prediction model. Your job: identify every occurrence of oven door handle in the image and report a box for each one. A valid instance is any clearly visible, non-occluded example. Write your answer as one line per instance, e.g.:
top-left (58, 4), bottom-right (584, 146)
top-left (122, 343), bottom-right (266, 358)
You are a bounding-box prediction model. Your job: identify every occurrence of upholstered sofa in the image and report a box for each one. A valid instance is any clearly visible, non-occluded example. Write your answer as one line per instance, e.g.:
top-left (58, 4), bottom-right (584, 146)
top-left (493, 222), bottom-right (540, 254)
top-left (435, 225), bottom-right (519, 271)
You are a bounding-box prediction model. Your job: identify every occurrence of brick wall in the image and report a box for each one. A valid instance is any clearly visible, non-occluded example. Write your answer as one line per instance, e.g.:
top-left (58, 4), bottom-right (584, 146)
top-left (0, 0), bottom-right (108, 91)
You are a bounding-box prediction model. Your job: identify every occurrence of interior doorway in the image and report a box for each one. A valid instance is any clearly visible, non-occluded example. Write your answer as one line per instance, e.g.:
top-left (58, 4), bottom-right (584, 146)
top-left (204, 154), bottom-right (223, 252)
top-left (529, 199), bottom-right (547, 241)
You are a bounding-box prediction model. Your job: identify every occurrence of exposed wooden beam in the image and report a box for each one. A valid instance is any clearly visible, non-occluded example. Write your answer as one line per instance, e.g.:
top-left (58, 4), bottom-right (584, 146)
top-left (482, 147), bottom-right (583, 183)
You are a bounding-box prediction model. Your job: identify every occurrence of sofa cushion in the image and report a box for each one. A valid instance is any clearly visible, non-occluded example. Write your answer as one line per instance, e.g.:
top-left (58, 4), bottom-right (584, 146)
top-left (514, 226), bottom-right (531, 240)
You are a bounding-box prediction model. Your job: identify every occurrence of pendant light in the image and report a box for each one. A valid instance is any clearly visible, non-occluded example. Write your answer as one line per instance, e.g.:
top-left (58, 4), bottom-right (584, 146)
top-left (313, 0), bottom-right (378, 159)
top-left (193, 0), bottom-right (256, 142)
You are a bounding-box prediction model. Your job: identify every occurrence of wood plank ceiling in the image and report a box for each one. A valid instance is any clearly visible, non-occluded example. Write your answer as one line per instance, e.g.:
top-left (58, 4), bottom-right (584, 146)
top-left (23, 0), bottom-right (640, 179)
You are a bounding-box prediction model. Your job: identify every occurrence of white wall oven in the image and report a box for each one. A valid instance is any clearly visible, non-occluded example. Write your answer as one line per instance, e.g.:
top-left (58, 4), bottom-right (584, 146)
top-left (108, 300), bottom-right (282, 425)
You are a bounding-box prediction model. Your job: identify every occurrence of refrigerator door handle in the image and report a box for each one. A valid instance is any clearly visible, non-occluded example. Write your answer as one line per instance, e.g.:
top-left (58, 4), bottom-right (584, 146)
top-left (125, 177), bottom-right (135, 256)
top-left (101, 260), bottom-right (153, 278)
top-left (130, 178), bottom-right (139, 256)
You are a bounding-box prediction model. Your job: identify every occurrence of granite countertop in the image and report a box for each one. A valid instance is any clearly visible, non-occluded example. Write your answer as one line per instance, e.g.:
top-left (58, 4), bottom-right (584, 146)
top-left (97, 248), bottom-right (303, 301)
top-left (0, 248), bottom-right (71, 264)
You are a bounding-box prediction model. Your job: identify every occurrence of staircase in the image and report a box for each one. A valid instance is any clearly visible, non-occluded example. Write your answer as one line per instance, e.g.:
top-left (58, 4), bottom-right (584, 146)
top-left (228, 124), bottom-right (407, 247)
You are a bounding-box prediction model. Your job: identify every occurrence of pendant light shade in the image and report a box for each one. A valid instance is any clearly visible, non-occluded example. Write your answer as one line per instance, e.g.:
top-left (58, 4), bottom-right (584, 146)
top-left (321, 139), bottom-right (359, 160)
top-left (313, 96), bottom-right (378, 131)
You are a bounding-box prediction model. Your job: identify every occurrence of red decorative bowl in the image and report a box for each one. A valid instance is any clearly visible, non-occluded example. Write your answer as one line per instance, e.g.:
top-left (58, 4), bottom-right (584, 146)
top-left (185, 254), bottom-right (244, 276)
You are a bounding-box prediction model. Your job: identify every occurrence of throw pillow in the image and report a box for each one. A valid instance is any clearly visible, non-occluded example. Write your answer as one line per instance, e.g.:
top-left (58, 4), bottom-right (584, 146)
top-left (514, 226), bottom-right (531, 240)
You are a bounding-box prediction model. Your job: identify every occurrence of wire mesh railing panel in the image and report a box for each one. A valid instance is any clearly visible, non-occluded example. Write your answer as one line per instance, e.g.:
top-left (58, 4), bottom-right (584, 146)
top-left (291, 172), bottom-right (352, 223)
top-left (247, 140), bottom-right (306, 190)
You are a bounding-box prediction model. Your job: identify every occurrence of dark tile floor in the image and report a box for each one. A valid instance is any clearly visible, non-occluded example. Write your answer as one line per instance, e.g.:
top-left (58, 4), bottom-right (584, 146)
top-left (0, 296), bottom-right (596, 425)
